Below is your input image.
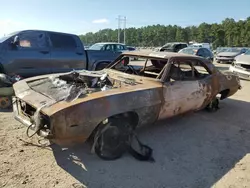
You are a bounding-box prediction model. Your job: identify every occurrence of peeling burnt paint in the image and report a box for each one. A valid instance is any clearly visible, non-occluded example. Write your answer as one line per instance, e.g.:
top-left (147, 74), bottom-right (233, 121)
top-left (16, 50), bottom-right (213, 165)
top-left (12, 52), bottom-right (241, 146)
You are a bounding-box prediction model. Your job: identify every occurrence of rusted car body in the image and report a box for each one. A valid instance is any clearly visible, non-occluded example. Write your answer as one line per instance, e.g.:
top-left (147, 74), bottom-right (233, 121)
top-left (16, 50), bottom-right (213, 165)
top-left (13, 51), bottom-right (241, 147)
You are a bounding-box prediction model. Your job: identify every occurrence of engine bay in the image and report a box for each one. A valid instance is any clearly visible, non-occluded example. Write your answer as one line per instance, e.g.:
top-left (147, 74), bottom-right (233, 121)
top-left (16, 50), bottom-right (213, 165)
top-left (27, 70), bottom-right (140, 102)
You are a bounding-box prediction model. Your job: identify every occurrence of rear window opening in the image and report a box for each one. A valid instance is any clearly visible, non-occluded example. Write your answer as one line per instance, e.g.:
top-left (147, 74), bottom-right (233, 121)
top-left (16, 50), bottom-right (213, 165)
top-left (166, 60), bottom-right (211, 82)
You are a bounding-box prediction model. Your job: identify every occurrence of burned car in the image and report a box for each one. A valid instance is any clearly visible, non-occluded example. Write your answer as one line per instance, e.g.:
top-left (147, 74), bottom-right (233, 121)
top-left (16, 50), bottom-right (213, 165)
top-left (13, 51), bottom-right (241, 159)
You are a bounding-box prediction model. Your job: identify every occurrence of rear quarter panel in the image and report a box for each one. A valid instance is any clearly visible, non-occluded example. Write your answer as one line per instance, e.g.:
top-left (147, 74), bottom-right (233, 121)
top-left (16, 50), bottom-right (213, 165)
top-left (217, 70), bottom-right (240, 98)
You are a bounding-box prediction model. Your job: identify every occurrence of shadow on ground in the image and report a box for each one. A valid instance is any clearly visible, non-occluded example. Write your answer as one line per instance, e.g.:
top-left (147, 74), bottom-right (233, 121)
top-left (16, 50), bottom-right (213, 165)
top-left (51, 98), bottom-right (250, 188)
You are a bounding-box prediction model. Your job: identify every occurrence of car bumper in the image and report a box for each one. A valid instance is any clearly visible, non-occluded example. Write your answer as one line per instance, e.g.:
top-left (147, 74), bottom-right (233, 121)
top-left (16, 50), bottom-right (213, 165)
top-left (216, 57), bottom-right (234, 62)
top-left (13, 98), bottom-right (52, 138)
top-left (229, 65), bottom-right (250, 80)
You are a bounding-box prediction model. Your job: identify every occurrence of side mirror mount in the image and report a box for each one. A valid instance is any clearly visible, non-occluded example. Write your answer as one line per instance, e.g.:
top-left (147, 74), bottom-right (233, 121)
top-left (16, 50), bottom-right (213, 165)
top-left (10, 36), bottom-right (20, 49)
top-left (13, 36), bottom-right (20, 46)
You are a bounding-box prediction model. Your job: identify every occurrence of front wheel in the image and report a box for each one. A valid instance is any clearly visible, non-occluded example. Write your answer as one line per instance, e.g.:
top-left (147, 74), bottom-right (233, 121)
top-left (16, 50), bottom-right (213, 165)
top-left (94, 118), bottom-right (133, 160)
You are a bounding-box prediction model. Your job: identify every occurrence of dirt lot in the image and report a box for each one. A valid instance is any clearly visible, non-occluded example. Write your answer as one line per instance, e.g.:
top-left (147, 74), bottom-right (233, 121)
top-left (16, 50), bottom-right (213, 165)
top-left (1, 63), bottom-right (250, 188)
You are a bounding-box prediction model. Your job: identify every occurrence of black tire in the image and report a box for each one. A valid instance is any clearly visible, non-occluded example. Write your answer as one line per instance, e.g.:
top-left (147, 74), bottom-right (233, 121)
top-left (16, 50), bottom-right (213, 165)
top-left (94, 117), bottom-right (133, 160)
top-left (95, 63), bottom-right (109, 71)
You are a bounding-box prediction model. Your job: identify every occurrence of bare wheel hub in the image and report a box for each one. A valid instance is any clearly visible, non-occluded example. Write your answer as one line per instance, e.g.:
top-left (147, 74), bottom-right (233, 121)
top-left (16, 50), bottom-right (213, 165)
top-left (0, 97), bottom-right (12, 109)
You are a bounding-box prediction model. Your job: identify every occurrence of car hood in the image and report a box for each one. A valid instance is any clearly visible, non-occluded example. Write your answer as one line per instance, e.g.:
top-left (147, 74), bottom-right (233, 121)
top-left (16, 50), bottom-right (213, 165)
top-left (218, 52), bottom-right (240, 57)
top-left (235, 54), bottom-right (250, 64)
top-left (13, 69), bottom-right (160, 115)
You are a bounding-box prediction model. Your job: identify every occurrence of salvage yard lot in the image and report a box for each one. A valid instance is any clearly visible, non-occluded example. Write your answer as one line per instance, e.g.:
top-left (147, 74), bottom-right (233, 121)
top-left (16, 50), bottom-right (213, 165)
top-left (1, 62), bottom-right (250, 188)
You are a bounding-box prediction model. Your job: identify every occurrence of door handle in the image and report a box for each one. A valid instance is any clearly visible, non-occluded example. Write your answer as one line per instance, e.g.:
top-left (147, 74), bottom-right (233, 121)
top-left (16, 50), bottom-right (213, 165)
top-left (76, 52), bottom-right (83, 55)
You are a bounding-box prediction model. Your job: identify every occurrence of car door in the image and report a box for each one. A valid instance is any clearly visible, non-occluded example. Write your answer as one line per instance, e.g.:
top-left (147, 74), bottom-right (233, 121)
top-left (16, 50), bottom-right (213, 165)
top-left (158, 58), bottom-right (215, 120)
top-left (4, 30), bottom-right (51, 77)
top-left (48, 32), bottom-right (86, 73)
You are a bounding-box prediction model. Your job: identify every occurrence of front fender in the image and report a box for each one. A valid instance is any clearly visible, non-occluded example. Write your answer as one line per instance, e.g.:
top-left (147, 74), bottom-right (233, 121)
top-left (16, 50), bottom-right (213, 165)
top-left (50, 88), bottom-right (162, 145)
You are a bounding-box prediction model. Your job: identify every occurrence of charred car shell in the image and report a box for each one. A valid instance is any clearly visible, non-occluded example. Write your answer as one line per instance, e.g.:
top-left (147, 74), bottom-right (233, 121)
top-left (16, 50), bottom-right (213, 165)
top-left (13, 51), bottom-right (241, 147)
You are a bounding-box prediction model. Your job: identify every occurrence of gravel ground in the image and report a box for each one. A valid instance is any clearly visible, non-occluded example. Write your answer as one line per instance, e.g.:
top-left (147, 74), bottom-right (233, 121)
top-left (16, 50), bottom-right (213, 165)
top-left (1, 63), bottom-right (250, 188)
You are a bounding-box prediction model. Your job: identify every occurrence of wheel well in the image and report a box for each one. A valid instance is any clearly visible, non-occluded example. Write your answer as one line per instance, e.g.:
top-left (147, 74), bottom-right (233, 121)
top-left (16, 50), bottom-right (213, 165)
top-left (87, 111), bottom-right (139, 142)
top-left (220, 89), bottom-right (230, 100)
top-left (95, 61), bottom-right (110, 70)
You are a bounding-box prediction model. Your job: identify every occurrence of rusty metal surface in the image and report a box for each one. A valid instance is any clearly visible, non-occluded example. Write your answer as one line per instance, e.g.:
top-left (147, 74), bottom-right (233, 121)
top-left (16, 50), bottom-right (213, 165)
top-left (12, 52), bottom-right (241, 146)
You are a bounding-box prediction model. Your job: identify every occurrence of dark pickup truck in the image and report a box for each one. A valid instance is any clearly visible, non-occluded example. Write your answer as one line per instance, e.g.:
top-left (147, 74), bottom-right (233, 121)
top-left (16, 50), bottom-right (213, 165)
top-left (0, 30), bottom-right (121, 78)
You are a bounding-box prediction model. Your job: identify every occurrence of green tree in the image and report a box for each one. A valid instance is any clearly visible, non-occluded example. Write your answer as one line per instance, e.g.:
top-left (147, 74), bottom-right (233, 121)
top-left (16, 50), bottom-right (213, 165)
top-left (79, 18), bottom-right (250, 48)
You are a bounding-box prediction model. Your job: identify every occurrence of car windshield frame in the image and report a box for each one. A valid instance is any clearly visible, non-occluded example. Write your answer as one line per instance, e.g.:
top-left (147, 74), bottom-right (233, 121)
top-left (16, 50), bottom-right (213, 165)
top-left (89, 43), bottom-right (105, 50)
top-left (225, 48), bottom-right (242, 53)
top-left (162, 43), bottom-right (175, 49)
top-left (0, 31), bottom-right (19, 43)
top-left (107, 54), bottom-right (169, 80)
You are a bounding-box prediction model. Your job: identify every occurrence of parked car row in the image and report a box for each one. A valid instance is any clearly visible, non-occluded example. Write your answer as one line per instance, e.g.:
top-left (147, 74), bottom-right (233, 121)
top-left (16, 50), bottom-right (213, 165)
top-left (215, 47), bottom-right (248, 64)
top-left (178, 47), bottom-right (214, 63)
top-left (155, 42), bottom-right (214, 63)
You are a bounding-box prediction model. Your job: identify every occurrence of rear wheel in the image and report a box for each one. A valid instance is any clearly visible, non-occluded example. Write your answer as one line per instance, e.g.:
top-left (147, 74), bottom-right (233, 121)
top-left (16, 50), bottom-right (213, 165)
top-left (205, 98), bottom-right (219, 112)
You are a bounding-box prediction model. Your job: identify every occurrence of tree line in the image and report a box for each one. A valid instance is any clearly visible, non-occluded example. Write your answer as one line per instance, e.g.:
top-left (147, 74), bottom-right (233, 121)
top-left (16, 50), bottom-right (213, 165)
top-left (79, 17), bottom-right (250, 49)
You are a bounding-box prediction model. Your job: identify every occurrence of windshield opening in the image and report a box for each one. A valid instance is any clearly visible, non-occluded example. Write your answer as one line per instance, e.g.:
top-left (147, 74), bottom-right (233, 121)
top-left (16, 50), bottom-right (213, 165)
top-left (108, 55), bottom-right (168, 80)
top-left (225, 48), bottom-right (242, 53)
top-left (162, 43), bottom-right (174, 49)
top-left (0, 31), bottom-right (19, 43)
top-left (179, 48), bottom-right (197, 55)
top-left (89, 43), bottom-right (104, 50)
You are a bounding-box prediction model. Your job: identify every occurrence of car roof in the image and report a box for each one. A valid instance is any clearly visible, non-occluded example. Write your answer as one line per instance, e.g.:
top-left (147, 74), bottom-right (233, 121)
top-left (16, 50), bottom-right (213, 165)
top-left (12, 29), bottom-right (78, 36)
top-left (184, 47), bottom-right (205, 50)
top-left (94, 42), bottom-right (125, 45)
top-left (122, 51), bottom-right (207, 59)
top-left (163, 42), bottom-right (187, 45)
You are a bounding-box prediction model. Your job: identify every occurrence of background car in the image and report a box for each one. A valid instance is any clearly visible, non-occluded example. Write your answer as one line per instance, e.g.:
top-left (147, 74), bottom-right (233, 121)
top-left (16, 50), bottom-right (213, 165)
top-left (159, 42), bottom-right (188, 52)
top-left (230, 48), bottom-right (250, 80)
top-left (126, 46), bottom-right (137, 51)
top-left (89, 42), bottom-right (129, 52)
top-left (189, 43), bottom-right (211, 49)
top-left (213, 47), bottom-right (229, 55)
top-left (216, 47), bottom-right (247, 64)
top-left (178, 47), bottom-right (214, 62)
